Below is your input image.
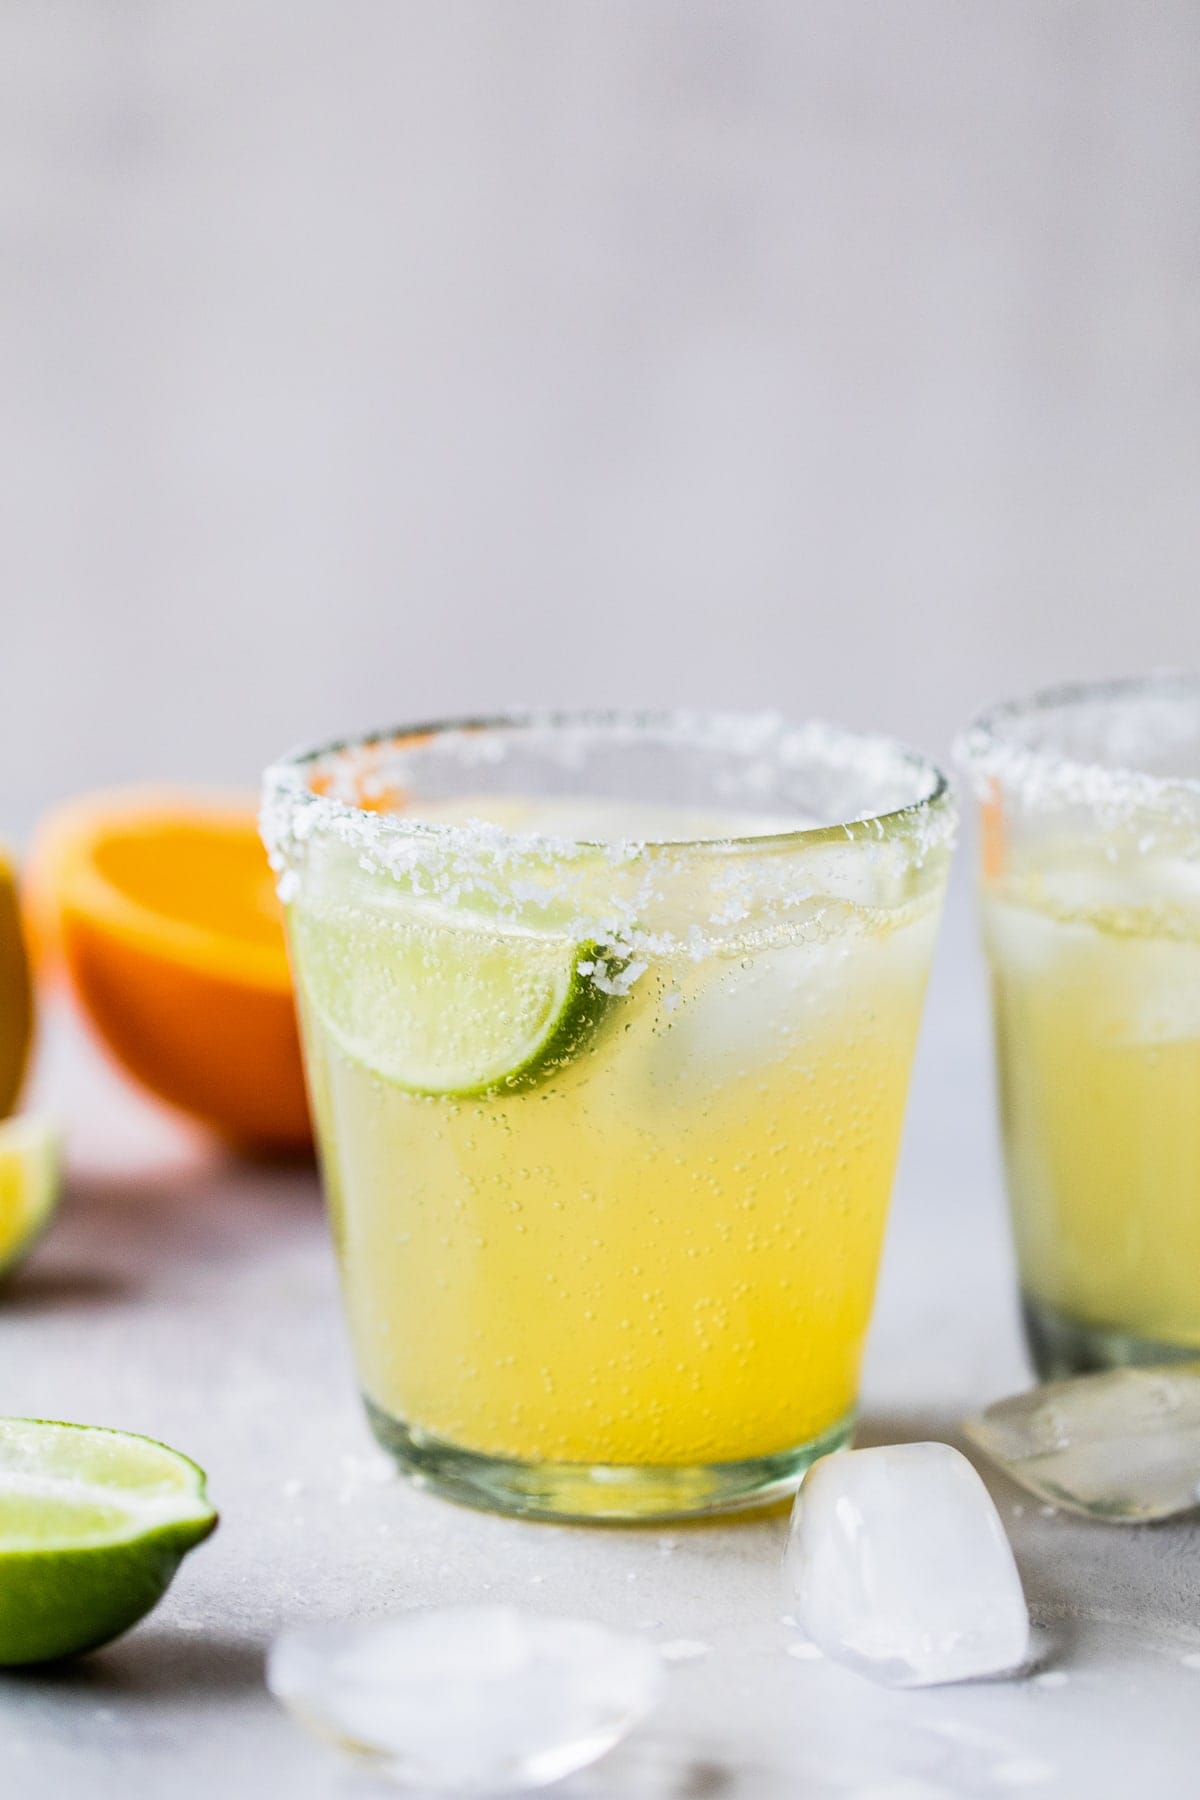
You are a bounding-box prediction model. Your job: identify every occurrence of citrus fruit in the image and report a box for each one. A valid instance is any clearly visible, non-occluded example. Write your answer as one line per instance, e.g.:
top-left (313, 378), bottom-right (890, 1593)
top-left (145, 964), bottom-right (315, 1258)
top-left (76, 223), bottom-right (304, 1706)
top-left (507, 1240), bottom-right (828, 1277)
top-left (29, 789), bottom-right (310, 1150)
top-left (0, 849), bottom-right (32, 1118)
top-left (0, 1114), bottom-right (61, 1278)
top-left (292, 900), bottom-right (622, 1097)
top-left (0, 1418), bottom-right (217, 1664)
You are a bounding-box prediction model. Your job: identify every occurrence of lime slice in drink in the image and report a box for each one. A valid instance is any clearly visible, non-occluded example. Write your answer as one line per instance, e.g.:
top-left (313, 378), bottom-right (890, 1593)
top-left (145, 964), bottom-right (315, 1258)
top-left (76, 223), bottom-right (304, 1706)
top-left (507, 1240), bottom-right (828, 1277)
top-left (0, 1114), bottom-right (62, 1279)
top-left (0, 1419), bottom-right (218, 1665)
top-left (293, 906), bottom-right (625, 1097)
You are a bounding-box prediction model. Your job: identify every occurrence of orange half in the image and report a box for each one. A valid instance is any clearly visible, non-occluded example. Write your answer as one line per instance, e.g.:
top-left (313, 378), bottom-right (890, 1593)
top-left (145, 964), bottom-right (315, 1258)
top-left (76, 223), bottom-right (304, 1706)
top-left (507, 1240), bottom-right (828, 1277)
top-left (29, 790), bottom-right (310, 1152)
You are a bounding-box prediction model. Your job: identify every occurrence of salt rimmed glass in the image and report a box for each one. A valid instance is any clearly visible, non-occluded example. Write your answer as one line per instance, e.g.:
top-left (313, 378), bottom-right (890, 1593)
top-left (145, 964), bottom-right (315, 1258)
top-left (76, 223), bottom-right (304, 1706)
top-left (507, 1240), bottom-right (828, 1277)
top-left (960, 675), bottom-right (1200, 1377)
top-left (263, 712), bottom-right (954, 1521)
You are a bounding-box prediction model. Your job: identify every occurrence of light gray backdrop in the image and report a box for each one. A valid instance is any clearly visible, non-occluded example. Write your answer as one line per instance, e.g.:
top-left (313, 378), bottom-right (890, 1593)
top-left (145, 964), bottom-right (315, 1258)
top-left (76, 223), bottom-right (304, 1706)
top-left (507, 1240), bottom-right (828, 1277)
top-left (4, 2), bottom-right (1199, 836)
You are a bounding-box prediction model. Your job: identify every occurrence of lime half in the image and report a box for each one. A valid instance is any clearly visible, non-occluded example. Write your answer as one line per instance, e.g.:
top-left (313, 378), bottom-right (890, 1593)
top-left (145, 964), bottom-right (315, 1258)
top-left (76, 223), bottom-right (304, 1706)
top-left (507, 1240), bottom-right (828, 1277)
top-left (0, 1419), bottom-right (217, 1664)
top-left (293, 905), bottom-right (624, 1097)
top-left (0, 1114), bottom-right (62, 1279)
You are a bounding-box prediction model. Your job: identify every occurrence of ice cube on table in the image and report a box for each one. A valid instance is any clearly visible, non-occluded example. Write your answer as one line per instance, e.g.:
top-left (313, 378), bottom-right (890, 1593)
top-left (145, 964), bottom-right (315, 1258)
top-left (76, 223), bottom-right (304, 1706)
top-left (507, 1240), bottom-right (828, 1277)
top-left (964, 1366), bottom-right (1200, 1522)
top-left (266, 1606), bottom-right (664, 1793)
top-left (782, 1444), bottom-right (1029, 1688)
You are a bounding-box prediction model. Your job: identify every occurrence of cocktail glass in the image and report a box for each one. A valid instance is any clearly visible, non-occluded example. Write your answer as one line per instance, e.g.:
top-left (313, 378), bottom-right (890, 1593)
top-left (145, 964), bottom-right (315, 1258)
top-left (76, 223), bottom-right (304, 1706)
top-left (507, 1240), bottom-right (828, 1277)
top-left (961, 675), bottom-right (1200, 1377)
top-left (263, 712), bottom-right (953, 1521)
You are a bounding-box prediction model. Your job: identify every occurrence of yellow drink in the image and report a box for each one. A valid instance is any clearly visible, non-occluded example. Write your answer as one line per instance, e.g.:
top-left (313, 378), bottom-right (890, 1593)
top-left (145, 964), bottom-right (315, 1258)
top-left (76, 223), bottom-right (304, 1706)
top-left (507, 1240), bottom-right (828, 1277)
top-left (265, 714), bottom-right (952, 1518)
top-left (296, 880), bottom-right (937, 1469)
top-left (985, 846), bottom-right (1200, 1354)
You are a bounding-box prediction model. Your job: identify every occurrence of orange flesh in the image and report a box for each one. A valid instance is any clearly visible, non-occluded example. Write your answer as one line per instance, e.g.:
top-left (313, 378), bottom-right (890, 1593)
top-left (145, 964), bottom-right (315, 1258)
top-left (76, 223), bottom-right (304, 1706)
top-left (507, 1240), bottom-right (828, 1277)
top-left (32, 793), bottom-right (309, 1150)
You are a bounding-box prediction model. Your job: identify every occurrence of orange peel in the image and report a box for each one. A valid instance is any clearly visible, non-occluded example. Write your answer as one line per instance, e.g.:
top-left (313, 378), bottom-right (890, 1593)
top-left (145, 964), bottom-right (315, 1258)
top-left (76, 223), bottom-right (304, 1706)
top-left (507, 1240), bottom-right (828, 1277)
top-left (28, 790), bottom-right (310, 1151)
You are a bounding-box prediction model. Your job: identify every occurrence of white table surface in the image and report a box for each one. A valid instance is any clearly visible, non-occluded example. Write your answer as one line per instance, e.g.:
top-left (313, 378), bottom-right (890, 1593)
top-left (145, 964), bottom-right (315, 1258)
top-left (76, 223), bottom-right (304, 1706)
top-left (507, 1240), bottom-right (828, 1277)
top-left (4, 881), bottom-right (1200, 1799)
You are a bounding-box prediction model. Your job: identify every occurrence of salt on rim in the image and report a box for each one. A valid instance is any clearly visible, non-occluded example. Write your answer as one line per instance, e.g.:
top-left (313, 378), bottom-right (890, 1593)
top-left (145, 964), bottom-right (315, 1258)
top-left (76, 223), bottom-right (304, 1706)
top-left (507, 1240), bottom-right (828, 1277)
top-left (260, 708), bottom-right (955, 876)
top-left (261, 712), bottom-right (955, 965)
top-left (957, 673), bottom-right (1200, 828)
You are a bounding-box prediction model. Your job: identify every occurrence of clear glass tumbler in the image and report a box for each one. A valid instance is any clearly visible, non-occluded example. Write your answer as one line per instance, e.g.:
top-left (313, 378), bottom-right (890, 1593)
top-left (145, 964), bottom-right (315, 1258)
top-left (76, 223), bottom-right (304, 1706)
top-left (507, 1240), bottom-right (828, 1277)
top-left (962, 675), bottom-right (1200, 1377)
top-left (263, 712), bottom-right (953, 1520)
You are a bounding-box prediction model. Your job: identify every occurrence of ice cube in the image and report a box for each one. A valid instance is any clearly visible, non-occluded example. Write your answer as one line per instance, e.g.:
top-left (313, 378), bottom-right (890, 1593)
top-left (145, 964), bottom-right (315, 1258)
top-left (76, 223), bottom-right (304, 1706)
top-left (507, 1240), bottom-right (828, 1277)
top-left (643, 915), bottom-right (931, 1108)
top-left (963, 1366), bottom-right (1200, 1522)
top-left (266, 1606), bottom-right (663, 1793)
top-left (782, 1444), bottom-right (1029, 1688)
top-left (644, 942), bottom-right (835, 1102)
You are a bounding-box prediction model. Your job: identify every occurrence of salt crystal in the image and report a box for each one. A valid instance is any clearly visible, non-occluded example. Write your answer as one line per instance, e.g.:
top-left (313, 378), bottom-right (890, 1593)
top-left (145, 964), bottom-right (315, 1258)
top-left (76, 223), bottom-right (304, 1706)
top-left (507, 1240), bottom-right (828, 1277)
top-left (991, 1757), bottom-right (1057, 1787)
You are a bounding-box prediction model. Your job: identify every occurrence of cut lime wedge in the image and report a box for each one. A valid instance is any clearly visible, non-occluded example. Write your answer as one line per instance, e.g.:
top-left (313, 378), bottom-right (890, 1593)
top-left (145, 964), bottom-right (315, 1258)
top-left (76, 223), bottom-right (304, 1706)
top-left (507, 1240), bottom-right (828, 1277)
top-left (293, 905), bottom-right (624, 1097)
top-left (0, 1418), bottom-right (217, 1664)
top-left (0, 1114), bottom-right (62, 1279)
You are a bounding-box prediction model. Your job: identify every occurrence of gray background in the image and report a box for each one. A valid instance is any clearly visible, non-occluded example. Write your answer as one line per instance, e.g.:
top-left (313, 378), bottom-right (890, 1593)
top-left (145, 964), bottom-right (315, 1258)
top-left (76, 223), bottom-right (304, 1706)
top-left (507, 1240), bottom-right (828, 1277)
top-left (4, 1), bottom-right (1200, 834)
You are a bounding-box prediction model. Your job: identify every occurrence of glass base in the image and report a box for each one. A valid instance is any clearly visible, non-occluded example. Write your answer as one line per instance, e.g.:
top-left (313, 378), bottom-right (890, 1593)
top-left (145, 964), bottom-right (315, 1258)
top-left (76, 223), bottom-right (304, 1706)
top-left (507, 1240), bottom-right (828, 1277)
top-left (1022, 1294), bottom-right (1200, 1380)
top-left (364, 1399), bottom-right (854, 1523)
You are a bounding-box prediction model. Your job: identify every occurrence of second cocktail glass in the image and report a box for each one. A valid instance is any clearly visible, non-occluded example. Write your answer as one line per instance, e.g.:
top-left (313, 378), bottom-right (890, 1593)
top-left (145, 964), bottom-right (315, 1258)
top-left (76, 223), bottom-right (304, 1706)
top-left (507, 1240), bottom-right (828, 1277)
top-left (263, 713), bottom-right (953, 1521)
top-left (963, 675), bottom-right (1200, 1377)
